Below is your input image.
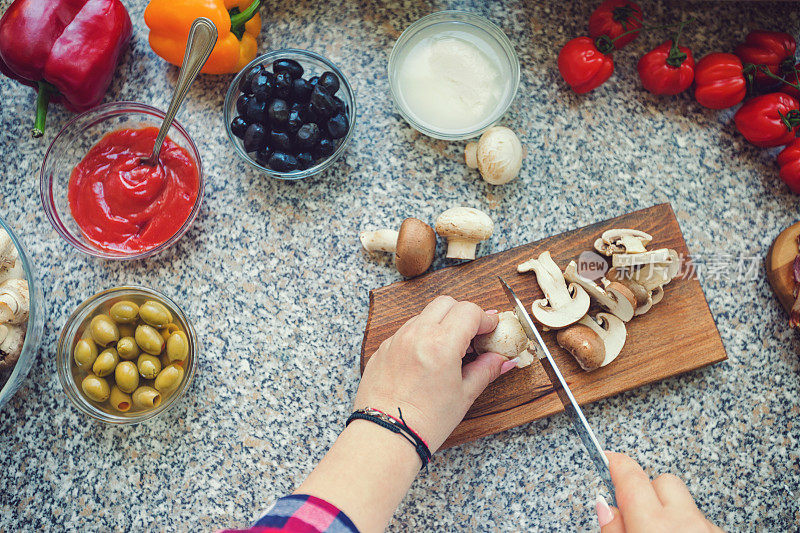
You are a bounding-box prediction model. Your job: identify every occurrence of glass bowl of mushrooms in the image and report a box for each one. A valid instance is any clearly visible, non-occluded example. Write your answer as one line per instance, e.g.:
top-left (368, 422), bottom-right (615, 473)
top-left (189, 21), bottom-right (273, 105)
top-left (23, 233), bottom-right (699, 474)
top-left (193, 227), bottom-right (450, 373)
top-left (0, 217), bottom-right (45, 413)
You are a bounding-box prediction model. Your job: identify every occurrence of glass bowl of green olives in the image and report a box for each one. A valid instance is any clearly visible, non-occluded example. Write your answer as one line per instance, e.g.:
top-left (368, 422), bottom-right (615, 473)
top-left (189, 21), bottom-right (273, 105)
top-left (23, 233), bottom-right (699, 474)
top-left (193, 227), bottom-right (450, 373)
top-left (56, 286), bottom-right (198, 424)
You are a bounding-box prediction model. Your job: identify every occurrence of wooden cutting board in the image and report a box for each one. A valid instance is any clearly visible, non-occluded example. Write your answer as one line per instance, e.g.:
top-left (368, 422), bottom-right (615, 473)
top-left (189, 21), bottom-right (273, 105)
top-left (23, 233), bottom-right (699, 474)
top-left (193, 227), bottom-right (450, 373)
top-left (361, 203), bottom-right (728, 448)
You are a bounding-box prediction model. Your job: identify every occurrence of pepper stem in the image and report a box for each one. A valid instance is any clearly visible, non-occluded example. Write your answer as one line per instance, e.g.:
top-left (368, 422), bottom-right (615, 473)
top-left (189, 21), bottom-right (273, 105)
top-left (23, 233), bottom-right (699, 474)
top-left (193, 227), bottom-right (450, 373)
top-left (756, 64), bottom-right (800, 92)
top-left (230, 0), bottom-right (261, 40)
top-left (608, 20), bottom-right (685, 49)
top-left (665, 19), bottom-right (693, 68)
top-left (33, 81), bottom-right (54, 138)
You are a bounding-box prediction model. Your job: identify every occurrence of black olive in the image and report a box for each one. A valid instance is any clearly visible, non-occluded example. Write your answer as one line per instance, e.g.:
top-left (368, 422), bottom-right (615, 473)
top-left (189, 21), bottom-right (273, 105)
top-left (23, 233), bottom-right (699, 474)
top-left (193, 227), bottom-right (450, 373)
top-left (242, 65), bottom-right (264, 95)
top-left (309, 85), bottom-right (337, 119)
top-left (272, 58), bottom-right (304, 79)
top-left (255, 147), bottom-right (273, 167)
top-left (314, 136), bottom-right (336, 159)
top-left (269, 152), bottom-right (299, 172)
top-left (251, 71), bottom-right (276, 102)
top-left (326, 113), bottom-right (348, 139)
top-left (274, 71), bottom-right (293, 98)
top-left (301, 103), bottom-right (320, 124)
top-left (243, 123), bottom-right (266, 153)
top-left (294, 152), bottom-right (314, 170)
top-left (236, 94), bottom-right (251, 116)
top-left (244, 98), bottom-right (268, 124)
top-left (268, 99), bottom-right (289, 127)
top-left (308, 76), bottom-right (319, 86)
top-left (332, 96), bottom-right (346, 114)
top-left (291, 78), bottom-right (313, 102)
top-left (269, 130), bottom-right (293, 152)
top-left (295, 123), bottom-right (320, 149)
top-left (317, 71), bottom-right (340, 94)
top-left (287, 109), bottom-right (304, 134)
top-left (230, 116), bottom-right (249, 139)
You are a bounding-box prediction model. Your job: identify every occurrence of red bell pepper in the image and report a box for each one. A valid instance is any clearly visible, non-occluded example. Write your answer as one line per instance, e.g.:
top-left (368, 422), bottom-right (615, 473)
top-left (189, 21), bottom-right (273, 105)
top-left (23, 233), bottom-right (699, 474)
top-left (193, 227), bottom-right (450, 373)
top-left (558, 37), bottom-right (615, 94)
top-left (694, 53), bottom-right (747, 110)
top-left (777, 138), bottom-right (800, 194)
top-left (637, 40), bottom-right (695, 95)
top-left (0, 0), bottom-right (132, 137)
top-left (734, 93), bottom-right (800, 148)
top-left (734, 30), bottom-right (796, 90)
top-left (588, 0), bottom-right (643, 50)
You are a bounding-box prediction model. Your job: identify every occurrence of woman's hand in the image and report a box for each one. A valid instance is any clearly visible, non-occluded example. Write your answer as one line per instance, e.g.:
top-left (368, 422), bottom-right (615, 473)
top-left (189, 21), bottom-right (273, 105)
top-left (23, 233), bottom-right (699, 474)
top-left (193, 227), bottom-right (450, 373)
top-left (354, 295), bottom-right (515, 453)
top-left (597, 452), bottom-right (724, 532)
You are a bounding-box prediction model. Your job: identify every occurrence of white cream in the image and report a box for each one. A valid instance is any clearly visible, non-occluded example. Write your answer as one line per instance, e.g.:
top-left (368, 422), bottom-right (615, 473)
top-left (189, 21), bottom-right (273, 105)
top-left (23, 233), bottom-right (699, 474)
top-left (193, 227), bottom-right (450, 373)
top-left (396, 33), bottom-right (506, 132)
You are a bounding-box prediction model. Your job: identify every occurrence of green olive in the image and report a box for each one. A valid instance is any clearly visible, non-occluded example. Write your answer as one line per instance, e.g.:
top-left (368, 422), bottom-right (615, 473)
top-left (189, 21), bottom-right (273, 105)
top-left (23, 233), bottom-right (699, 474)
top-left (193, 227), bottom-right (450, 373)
top-left (135, 324), bottom-right (164, 355)
top-left (115, 361), bottom-right (140, 393)
top-left (139, 301), bottom-right (173, 328)
top-left (118, 323), bottom-right (136, 339)
top-left (109, 301), bottom-right (140, 324)
top-left (132, 386), bottom-right (161, 409)
top-left (137, 353), bottom-right (162, 379)
top-left (154, 364), bottom-right (184, 393)
top-left (166, 331), bottom-right (189, 363)
top-left (160, 323), bottom-right (181, 342)
top-left (109, 385), bottom-right (131, 412)
top-left (90, 315), bottom-right (119, 346)
top-left (73, 338), bottom-right (99, 371)
top-left (117, 337), bottom-right (140, 360)
top-left (92, 348), bottom-right (119, 377)
top-left (81, 374), bottom-right (110, 402)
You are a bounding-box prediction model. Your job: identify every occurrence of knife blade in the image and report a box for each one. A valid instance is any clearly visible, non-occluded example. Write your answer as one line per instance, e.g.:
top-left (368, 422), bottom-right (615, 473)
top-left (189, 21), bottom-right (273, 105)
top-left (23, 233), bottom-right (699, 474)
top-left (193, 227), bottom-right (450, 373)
top-left (497, 276), bottom-right (616, 506)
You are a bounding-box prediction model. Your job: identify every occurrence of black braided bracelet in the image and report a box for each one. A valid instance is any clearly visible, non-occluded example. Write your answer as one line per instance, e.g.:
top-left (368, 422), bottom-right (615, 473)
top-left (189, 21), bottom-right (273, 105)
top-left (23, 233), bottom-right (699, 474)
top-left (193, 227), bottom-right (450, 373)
top-left (346, 407), bottom-right (432, 470)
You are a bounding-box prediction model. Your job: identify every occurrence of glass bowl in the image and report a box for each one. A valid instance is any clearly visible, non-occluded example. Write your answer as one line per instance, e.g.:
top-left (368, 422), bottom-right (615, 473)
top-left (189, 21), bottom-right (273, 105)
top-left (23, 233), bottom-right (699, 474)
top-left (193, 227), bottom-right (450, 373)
top-left (56, 286), bottom-right (198, 424)
top-left (388, 11), bottom-right (520, 140)
top-left (40, 102), bottom-right (204, 260)
top-left (0, 218), bottom-right (45, 412)
top-left (224, 49), bottom-right (357, 180)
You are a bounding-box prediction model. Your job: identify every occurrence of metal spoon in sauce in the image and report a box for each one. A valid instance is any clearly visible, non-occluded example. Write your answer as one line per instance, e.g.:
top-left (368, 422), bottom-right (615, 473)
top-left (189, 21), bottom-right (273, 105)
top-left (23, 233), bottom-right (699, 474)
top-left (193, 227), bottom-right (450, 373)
top-left (142, 17), bottom-right (218, 167)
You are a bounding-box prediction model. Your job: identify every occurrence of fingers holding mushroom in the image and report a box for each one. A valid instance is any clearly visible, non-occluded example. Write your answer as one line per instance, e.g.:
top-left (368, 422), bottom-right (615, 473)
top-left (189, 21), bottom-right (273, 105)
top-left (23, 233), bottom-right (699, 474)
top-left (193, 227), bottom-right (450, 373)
top-left (472, 310), bottom-right (533, 368)
top-left (360, 218), bottom-right (436, 278)
top-left (464, 126), bottom-right (524, 185)
top-left (435, 207), bottom-right (494, 260)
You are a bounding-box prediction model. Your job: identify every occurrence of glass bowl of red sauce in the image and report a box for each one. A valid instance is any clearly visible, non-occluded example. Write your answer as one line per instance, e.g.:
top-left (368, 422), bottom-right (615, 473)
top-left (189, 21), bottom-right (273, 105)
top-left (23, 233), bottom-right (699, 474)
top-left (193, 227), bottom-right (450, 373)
top-left (40, 102), bottom-right (204, 260)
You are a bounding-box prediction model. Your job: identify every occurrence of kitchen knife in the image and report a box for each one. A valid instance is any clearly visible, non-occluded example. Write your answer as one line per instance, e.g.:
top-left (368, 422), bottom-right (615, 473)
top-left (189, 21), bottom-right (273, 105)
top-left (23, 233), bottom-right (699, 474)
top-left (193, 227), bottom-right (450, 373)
top-left (498, 276), bottom-right (616, 505)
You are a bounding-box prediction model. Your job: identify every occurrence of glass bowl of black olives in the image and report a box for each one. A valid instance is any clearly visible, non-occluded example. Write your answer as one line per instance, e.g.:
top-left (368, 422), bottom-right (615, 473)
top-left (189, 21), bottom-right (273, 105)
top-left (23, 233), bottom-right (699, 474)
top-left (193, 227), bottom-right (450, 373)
top-left (224, 49), bottom-right (355, 180)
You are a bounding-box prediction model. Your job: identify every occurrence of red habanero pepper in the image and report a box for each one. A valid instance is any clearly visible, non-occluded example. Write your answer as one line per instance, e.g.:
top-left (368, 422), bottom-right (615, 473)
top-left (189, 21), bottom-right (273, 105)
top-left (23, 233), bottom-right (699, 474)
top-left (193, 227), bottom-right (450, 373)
top-left (558, 37), bottom-right (615, 94)
top-left (638, 40), bottom-right (695, 95)
top-left (0, 0), bottom-right (132, 137)
top-left (777, 138), bottom-right (800, 194)
top-left (734, 93), bottom-right (800, 148)
top-left (734, 30), bottom-right (797, 90)
top-left (588, 0), bottom-right (643, 50)
top-left (694, 53), bottom-right (747, 109)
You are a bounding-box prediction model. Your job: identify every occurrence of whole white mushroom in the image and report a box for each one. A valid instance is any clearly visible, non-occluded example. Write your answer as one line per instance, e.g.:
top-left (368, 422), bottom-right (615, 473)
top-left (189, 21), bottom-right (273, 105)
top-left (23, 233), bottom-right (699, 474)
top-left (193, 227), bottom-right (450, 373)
top-left (465, 126), bottom-right (524, 185)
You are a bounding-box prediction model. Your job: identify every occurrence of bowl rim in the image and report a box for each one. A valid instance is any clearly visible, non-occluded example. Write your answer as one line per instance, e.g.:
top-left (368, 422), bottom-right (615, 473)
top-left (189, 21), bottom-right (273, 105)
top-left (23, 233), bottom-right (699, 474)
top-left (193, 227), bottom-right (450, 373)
top-left (0, 217), bottom-right (43, 408)
top-left (56, 285), bottom-right (198, 424)
top-left (39, 101), bottom-right (205, 261)
top-left (387, 10), bottom-right (521, 140)
top-left (223, 48), bottom-right (357, 180)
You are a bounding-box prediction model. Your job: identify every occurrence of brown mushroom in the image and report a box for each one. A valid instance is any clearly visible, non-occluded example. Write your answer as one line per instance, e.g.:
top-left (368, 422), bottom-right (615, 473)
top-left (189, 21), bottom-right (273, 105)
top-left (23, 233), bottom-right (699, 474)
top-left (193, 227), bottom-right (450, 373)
top-left (556, 324), bottom-right (605, 371)
top-left (360, 218), bottom-right (436, 278)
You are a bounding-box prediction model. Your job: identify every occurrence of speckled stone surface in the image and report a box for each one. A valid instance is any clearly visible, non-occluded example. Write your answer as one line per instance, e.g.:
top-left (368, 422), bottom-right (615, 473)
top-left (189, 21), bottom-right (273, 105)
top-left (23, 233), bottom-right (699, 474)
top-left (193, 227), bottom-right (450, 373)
top-left (0, 0), bottom-right (799, 531)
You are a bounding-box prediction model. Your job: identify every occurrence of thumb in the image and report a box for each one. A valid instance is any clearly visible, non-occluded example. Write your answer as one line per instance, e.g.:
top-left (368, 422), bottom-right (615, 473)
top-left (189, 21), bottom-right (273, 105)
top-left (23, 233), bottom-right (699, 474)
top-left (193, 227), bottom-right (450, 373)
top-left (462, 352), bottom-right (510, 401)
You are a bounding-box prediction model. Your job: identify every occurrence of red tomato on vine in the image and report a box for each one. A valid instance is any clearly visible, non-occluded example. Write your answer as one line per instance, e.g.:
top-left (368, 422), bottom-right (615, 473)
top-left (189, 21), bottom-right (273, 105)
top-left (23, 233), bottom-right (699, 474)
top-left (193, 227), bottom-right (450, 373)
top-left (588, 0), bottom-right (643, 50)
top-left (638, 40), bottom-right (695, 95)
top-left (734, 93), bottom-right (800, 148)
top-left (734, 30), bottom-right (797, 89)
top-left (694, 53), bottom-right (747, 109)
top-left (777, 138), bottom-right (800, 194)
top-left (558, 36), bottom-right (615, 94)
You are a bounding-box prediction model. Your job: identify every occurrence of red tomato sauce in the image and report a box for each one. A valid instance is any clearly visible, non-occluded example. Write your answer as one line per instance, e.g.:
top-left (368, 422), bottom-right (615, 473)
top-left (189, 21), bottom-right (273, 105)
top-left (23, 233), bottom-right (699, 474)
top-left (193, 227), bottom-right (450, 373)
top-left (68, 127), bottom-right (200, 254)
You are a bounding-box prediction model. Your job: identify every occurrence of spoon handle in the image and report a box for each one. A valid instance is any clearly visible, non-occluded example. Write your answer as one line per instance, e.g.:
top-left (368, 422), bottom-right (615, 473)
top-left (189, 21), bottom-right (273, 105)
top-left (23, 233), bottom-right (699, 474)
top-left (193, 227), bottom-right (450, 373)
top-left (147, 17), bottom-right (218, 164)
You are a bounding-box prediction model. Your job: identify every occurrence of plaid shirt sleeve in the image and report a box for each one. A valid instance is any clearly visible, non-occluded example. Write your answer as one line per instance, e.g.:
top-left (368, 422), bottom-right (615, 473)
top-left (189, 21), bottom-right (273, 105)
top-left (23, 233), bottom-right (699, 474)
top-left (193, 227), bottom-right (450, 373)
top-left (219, 494), bottom-right (360, 533)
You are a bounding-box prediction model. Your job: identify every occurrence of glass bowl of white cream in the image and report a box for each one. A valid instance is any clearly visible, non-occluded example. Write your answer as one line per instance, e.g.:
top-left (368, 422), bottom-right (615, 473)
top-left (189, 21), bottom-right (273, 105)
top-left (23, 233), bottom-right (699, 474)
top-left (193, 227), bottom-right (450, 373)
top-left (388, 11), bottom-right (520, 140)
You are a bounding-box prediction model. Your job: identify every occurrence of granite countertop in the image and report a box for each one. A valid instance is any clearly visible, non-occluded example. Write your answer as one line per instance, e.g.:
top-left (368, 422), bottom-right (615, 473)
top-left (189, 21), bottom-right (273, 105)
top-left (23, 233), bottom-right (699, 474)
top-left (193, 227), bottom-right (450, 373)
top-left (1, 0), bottom-right (799, 531)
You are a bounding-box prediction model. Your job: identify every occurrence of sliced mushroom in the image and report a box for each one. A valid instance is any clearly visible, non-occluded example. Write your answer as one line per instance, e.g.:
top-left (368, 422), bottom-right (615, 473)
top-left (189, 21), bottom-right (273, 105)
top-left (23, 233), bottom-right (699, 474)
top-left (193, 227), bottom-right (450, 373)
top-left (594, 229), bottom-right (652, 256)
top-left (518, 251), bottom-right (590, 329)
top-left (0, 278), bottom-right (29, 325)
top-left (472, 311), bottom-right (533, 368)
top-left (435, 207), bottom-right (494, 260)
top-left (612, 248), bottom-right (671, 268)
top-left (563, 261), bottom-right (636, 321)
top-left (604, 269), bottom-right (651, 308)
top-left (0, 323), bottom-right (25, 370)
top-left (464, 126), bottom-right (524, 185)
top-left (360, 218), bottom-right (436, 278)
top-left (558, 312), bottom-right (626, 371)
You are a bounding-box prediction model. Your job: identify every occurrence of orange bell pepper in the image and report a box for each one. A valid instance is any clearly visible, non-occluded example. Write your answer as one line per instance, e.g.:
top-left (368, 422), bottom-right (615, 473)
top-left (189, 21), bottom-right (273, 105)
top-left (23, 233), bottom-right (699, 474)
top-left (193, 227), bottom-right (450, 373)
top-left (144, 0), bottom-right (261, 75)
